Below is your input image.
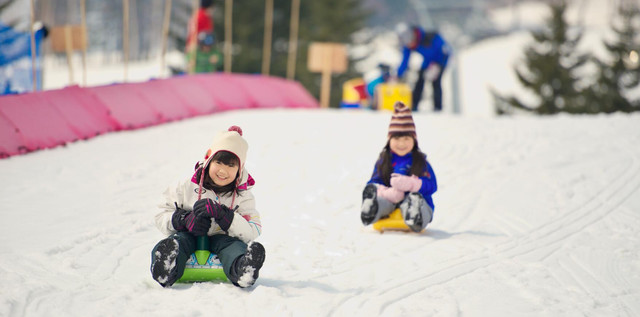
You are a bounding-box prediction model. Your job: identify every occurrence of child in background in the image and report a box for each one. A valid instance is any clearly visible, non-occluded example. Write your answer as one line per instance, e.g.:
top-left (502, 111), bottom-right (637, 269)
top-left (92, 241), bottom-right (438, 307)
top-left (151, 126), bottom-right (265, 288)
top-left (190, 32), bottom-right (223, 73)
top-left (360, 102), bottom-right (437, 232)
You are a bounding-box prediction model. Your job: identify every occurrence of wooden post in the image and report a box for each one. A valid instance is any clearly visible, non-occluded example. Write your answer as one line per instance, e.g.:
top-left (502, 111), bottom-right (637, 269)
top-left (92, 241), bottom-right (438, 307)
top-left (123, 0), bottom-right (129, 82)
top-left (261, 0), bottom-right (273, 75)
top-left (29, 0), bottom-right (37, 91)
top-left (187, 0), bottom-right (198, 74)
top-left (64, 26), bottom-right (75, 84)
top-left (286, 0), bottom-right (300, 80)
top-left (307, 42), bottom-right (347, 108)
top-left (224, 0), bottom-right (233, 73)
top-left (81, 0), bottom-right (87, 86)
top-left (320, 54), bottom-right (332, 108)
top-left (161, 0), bottom-right (172, 77)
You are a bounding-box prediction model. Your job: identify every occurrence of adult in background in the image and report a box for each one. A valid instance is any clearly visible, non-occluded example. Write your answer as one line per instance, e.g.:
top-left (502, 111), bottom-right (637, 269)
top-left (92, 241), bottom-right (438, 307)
top-left (186, 0), bottom-right (216, 73)
top-left (396, 24), bottom-right (451, 112)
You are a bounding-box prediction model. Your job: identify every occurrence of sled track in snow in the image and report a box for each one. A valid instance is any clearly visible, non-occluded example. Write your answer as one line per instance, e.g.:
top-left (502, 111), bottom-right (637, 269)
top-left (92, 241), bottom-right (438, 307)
top-left (331, 139), bottom-right (640, 316)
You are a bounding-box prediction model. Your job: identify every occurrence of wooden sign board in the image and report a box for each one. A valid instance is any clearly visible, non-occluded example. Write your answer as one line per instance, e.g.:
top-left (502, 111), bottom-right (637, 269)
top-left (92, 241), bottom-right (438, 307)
top-left (307, 42), bottom-right (348, 73)
top-left (50, 25), bottom-right (87, 52)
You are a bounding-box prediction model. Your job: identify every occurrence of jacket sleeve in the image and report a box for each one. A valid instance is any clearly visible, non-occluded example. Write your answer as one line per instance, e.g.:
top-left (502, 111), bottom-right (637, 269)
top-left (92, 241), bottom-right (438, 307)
top-left (154, 182), bottom-right (190, 236)
top-left (397, 46), bottom-right (411, 78)
top-left (418, 162), bottom-right (437, 197)
top-left (224, 191), bottom-right (262, 244)
top-left (367, 158), bottom-right (386, 186)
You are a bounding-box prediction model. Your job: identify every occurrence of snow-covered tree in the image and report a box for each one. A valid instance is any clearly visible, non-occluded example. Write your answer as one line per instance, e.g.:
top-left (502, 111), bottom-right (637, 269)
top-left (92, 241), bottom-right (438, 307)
top-left (494, 0), bottom-right (590, 115)
top-left (589, 0), bottom-right (640, 113)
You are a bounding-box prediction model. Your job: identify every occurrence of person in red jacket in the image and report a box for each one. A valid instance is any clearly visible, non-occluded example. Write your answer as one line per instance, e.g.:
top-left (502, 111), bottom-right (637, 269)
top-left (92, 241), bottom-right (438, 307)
top-left (186, 0), bottom-right (216, 72)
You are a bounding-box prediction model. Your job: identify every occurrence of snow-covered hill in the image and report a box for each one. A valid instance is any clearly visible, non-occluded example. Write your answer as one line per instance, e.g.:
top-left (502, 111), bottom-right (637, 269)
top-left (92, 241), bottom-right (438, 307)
top-left (2, 1), bottom-right (639, 315)
top-left (1, 108), bottom-right (639, 316)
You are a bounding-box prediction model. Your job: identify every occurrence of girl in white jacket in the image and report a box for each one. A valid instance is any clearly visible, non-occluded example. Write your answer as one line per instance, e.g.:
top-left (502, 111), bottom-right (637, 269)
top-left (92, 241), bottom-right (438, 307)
top-left (151, 126), bottom-right (264, 288)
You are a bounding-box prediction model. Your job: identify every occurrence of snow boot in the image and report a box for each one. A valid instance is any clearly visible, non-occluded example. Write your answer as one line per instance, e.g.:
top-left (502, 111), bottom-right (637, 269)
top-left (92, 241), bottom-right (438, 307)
top-left (151, 237), bottom-right (181, 287)
top-left (361, 184), bottom-right (378, 225)
top-left (399, 192), bottom-right (431, 232)
top-left (229, 241), bottom-right (266, 288)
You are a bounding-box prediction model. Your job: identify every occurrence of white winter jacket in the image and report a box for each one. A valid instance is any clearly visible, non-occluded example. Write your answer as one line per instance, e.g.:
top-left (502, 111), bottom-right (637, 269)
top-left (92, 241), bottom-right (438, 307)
top-left (155, 166), bottom-right (261, 244)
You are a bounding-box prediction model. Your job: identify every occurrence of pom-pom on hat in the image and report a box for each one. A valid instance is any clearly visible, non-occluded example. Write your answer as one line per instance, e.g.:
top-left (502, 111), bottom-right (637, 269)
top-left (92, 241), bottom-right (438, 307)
top-left (388, 102), bottom-right (416, 139)
top-left (203, 125), bottom-right (248, 170)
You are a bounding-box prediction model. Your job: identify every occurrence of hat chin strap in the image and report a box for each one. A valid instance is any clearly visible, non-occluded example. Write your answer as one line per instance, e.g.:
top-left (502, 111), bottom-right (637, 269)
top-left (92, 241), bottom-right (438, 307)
top-left (197, 161), bottom-right (237, 207)
top-left (197, 163), bottom-right (207, 200)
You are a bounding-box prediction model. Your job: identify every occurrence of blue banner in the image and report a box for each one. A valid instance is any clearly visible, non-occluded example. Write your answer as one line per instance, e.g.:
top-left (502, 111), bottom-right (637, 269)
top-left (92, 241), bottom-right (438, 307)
top-left (0, 23), bottom-right (44, 94)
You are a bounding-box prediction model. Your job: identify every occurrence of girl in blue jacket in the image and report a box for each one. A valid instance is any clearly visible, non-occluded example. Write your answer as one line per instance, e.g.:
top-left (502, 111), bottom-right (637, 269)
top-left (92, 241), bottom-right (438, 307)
top-left (360, 102), bottom-right (437, 232)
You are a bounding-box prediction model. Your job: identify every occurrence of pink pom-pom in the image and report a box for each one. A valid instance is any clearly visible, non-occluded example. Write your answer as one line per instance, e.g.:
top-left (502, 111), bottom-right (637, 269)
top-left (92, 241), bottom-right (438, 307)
top-left (228, 125), bottom-right (243, 136)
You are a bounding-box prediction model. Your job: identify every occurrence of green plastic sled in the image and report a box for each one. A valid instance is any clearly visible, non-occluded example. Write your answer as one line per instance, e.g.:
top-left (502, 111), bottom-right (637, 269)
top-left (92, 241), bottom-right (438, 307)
top-left (176, 236), bottom-right (228, 283)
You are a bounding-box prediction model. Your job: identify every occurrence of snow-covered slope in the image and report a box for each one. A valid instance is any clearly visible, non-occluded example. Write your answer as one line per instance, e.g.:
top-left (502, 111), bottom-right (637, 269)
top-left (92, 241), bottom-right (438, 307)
top-left (2, 1), bottom-right (639, 315)
top-left (1, 108), bottom-right (639, 316)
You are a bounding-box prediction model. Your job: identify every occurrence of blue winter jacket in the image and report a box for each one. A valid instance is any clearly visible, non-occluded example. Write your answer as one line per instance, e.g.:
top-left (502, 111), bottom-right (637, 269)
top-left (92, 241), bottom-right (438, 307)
top-left (397, 29), bottom-right (450, 78)
top-left (367, 152), bottom-right (437, 210)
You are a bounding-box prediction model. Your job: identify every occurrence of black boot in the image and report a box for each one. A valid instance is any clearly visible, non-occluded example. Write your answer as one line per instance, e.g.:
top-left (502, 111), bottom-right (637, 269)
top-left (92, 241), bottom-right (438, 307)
top-left (229, 241), bottom-right (266, 288)
top-left (151, 237), bottom-right (180, 287)
top-left (400, 193), bottom-right (429, 232)
top-left (361, 184), bottom-right (378, 225)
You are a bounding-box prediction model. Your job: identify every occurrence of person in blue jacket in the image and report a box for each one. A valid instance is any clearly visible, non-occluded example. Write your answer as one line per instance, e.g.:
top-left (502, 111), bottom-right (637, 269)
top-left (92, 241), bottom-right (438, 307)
top-left (396, 24), bottom-right (451, 111)
top-left (360, 101), bottom-right (437, 232)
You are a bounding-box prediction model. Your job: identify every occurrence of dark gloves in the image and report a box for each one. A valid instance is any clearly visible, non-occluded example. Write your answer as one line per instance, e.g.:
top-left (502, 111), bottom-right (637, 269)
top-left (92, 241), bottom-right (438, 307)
top-left (171, 204), bottom-right (211, 236)
top-left (193, 198), bottom-right (235, 231)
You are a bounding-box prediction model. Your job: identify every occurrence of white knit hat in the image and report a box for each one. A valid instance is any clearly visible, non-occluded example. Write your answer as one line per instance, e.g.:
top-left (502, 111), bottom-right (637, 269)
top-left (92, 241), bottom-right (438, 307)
top-left (203, 125), bottom-right (248, 170)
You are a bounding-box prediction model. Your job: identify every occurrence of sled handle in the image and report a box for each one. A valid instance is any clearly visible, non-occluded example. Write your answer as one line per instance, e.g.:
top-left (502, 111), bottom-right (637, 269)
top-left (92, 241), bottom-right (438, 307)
top-left (195, 236), bottom-right (211, 265)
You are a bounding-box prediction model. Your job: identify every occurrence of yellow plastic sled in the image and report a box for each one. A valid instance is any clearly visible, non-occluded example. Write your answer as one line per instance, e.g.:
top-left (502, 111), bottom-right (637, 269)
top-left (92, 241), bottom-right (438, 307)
top-left (373, 209), bottom-right (411, 233)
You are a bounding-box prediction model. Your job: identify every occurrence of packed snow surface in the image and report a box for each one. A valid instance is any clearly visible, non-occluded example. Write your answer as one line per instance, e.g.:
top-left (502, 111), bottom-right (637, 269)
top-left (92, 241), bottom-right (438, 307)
top-left (2, 1), bottom-right (640, 315)
top-left (1, 108), bottom-right (639, 316)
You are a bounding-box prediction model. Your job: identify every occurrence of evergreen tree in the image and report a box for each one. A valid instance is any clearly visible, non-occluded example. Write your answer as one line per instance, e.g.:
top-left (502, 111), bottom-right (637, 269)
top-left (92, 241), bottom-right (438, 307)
top-left (589, 0), bottom-right (640, 113)
top-left (493, 0), bottom-right (590, 115)
top-left (221, 0), bottom-right (370, 107)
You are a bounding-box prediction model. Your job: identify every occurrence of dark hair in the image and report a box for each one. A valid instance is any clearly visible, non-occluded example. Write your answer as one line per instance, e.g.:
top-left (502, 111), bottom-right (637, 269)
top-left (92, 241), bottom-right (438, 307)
top-left (197, 151), bottom-right (241, 195)
top-left (200, 0), bottom-right (215, 9)
top-left (375, 133), bottom-right (427, 186)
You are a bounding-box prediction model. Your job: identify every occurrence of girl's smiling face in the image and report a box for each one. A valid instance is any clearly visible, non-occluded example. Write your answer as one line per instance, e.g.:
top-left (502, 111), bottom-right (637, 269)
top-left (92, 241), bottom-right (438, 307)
top-left (208, 159), bottom-right (239, 187)
top-left (389, 135), bottom-right (415, 156)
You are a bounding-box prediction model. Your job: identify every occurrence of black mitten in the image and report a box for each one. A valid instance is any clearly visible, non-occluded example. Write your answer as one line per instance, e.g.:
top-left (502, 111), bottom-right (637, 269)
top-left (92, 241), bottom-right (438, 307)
top-left (171, 203), bottom-right (211, 236)
top-left (171, 205), bottom-right (191, 232)
top-left (188, 212), bottom-right (212, 236)
top-left (193, 198), bottom-right (235, 231)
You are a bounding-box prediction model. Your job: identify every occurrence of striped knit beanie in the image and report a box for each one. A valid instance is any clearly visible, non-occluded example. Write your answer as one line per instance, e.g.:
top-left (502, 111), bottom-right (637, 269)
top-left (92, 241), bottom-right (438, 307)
top-left (388, 101), bottom-right (416, 139)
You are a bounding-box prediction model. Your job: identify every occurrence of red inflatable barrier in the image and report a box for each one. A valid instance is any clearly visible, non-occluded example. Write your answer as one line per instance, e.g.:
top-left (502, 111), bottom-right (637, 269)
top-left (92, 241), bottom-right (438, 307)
top-left (0, 73), bottom-right (319, 159)
top-left (40, 86), bottom-right (121, 138)
top-left (190, 73), bottom-right (257, 110)
top-left (0, 93), bottom-right (81, 152)
top-left (87, 83), bottom-right (163, 130)
top-left (262, 77), bottom-right (319, 108)
top-left (135, 79), bottom-right (199, 120)
top-left (162, 75), bottom-right (222, 115)
top-left (0, 112), bottom-right (25, 158)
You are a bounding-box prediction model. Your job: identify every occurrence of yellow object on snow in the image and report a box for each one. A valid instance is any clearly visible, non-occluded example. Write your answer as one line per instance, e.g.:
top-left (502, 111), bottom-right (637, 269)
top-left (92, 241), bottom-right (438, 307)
top-left (341, 78), bottom-right (368, 108)
top-left (376, 82), bottom-right (412, 111)
top-left (373, 209), bottom-right (411, 232)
